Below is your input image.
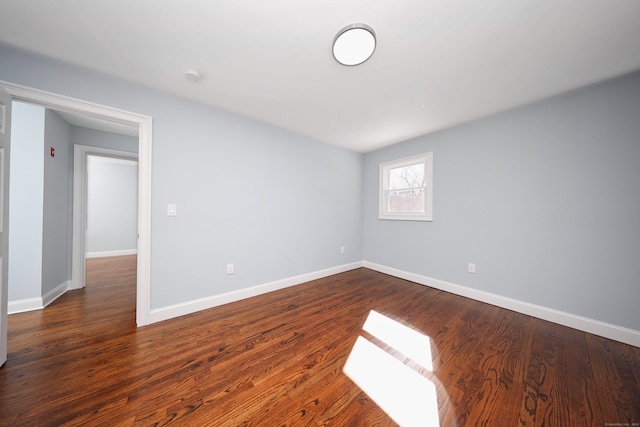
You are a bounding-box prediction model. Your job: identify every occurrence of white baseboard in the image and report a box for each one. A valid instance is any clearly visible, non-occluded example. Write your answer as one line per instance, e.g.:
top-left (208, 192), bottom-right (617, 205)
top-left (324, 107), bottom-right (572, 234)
top-left (363, 261), bottom-right (640, 348)
top-left (8, 297), bottom-right (42, 314)
top-left (149, 262), bottom-right (364, 324)
top-left (8, 280), bottom-right (70, 315)
top-left (43, 280), bottom-right (70, 308)
top-left (85, 249), bottom-right (137, 259)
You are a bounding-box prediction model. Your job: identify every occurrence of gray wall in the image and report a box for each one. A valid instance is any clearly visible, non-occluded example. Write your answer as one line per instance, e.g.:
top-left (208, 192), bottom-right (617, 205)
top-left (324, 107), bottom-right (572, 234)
top-left (42, 110), bottom-right (72, 295)
top-left (86, 155), bottom-right (138, 255)
top-left (363, 71), bottom-right (640, 331)
top-left (7, 102), bottom-right (45, 301)
top-left (0, 45), bottom-right (364, 310)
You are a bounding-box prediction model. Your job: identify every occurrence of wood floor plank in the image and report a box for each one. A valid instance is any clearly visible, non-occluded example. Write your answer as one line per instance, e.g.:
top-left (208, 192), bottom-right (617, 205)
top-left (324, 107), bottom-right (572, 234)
top-left (1, 257), bottom-right (639, 426)
top-left (585, 334), bottom-right (640, 426)
top-left (519, 318), bottom-right (555, 426)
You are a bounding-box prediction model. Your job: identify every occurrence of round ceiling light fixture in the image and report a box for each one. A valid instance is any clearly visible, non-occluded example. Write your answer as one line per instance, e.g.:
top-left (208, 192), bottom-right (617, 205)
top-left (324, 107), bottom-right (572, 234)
top-left (332, 24), bottom-right (376, 66)
top-left (185, 68), bottom-right (202, 83)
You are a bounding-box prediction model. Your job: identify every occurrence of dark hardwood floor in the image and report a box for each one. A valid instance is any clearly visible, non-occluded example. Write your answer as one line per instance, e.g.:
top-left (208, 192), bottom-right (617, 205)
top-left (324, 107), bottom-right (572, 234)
top-left (1, 255), bottom-right (638, 426)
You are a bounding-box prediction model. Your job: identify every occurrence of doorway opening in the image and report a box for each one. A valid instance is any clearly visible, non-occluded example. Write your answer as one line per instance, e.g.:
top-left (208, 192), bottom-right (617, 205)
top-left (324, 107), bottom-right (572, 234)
top-left (73, 146), bottom-right (139, 293)
top-left (1, 80), bottom-right (152, 327)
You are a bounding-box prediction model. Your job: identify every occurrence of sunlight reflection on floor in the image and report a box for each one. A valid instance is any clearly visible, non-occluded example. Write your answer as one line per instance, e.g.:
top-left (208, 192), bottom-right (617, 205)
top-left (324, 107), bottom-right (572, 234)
top-left (343, 310), bottom-right (445, 427)
top-left (362, 310), bottom-right (433, 371)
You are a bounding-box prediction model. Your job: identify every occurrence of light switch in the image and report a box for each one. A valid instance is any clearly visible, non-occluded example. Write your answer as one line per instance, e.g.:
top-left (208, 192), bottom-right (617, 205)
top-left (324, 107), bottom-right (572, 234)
top-left (167, 204), bottom-right (177, 217)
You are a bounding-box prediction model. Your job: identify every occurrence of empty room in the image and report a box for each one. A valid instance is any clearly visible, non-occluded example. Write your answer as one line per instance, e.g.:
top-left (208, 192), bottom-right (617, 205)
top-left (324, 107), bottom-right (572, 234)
top-left (0, 1), bottom-right (639, 426)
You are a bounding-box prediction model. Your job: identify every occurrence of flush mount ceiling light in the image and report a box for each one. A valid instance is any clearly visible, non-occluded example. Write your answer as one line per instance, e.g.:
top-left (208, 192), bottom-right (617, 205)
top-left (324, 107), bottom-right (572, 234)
top-left (184, 68), bottom-right (202, 83)
top-left (333, 24), bottom-right (376, 66)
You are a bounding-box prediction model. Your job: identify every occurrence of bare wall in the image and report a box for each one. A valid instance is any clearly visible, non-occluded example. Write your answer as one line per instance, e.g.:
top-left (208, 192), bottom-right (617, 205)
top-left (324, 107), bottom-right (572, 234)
top-left (363, 71), bottom-right (640, 331)
top-left (0, 45), bottom-right (364, 310)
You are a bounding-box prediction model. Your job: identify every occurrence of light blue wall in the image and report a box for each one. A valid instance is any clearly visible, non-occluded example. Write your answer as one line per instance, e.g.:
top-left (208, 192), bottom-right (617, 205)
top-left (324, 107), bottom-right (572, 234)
top-left (42, 110), bottom-right (72, 296)
top-left (152, 101), bottom-right (363, 304)
top-left (8, 102), bottom-right (45, 301)
top-left (8, 110), bottom-right (137, 304)
top-left (363, 71), bottom-right (640, 331)
top-left (0, 45), bottom-right (364, 310)
top-left (86, 156), bottom-right (138, 255)
top-left (71, 126), bottom-right (139, 256)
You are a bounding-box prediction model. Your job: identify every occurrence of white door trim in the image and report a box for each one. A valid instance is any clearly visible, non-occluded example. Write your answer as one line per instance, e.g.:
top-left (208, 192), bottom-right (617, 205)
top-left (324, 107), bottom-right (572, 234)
top-left (72, 145), bottom-right (139, 291)
top-left (0, 86), bottom-right (11, 366)
top-left (0, 80), bottom-right (152, 326)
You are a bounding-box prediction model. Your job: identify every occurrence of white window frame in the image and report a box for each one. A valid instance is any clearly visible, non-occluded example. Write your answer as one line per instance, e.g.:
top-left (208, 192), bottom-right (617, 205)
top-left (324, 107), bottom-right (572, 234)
top-left (379, 152), bottom-right (433, 221)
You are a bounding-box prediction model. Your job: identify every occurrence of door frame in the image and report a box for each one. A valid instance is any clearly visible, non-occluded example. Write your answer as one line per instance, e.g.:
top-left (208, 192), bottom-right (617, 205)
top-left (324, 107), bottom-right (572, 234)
top-left (0, 80), bottom-right (152, 326)
top-left (0, 86), bottom-right (12, 366)
top-left (72, 146), bottom-right (139, 291)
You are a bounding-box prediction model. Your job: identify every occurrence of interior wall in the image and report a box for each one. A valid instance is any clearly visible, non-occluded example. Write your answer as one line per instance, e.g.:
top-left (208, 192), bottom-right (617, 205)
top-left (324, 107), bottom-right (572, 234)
top-left (86, 155), bottom-right (138, 256)
top-left (7, 101), bottom-right (44, 301)
top-left (2, 45), bottom-right (638, 337)
top-left (0, 45), bottom-right (364, 311)
top-left (71, 126), bottom-right (139, 257)
top-left (70, 126), bottom-right (138, 153)
top-left (8, 110), bottom-right (139, 305)
top-left (42, 110), bottom-right (71, 296)
top-left (363, 70), bottom-right (640, 331)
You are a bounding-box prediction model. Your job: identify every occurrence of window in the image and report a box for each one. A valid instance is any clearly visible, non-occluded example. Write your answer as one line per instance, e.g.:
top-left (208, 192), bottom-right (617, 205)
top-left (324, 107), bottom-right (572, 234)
top-left (379, 152), bottom-right (433, 221)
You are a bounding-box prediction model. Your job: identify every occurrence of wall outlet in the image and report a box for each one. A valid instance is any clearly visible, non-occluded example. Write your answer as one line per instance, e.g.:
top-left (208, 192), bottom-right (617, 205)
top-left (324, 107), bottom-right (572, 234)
top-left (341, 246), bottom-right (345, 254)
top-left (468, 263), bottom-right (476, 274)
top-left (226, 263), bottom-right (234, 275)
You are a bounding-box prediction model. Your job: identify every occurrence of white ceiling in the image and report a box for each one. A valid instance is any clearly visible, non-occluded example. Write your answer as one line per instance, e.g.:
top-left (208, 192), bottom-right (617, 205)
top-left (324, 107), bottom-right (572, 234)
top-left (1, 0), bottom-right (639, 152)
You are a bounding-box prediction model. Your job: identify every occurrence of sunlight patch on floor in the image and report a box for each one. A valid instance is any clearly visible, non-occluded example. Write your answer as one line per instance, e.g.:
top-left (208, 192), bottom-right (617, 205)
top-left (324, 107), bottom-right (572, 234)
top-left (344, 336), bottom-right (439, 426)
top-left (343, 310), bottom-right (441, 427)
top-left (362, 310), bottom-right (433, 371)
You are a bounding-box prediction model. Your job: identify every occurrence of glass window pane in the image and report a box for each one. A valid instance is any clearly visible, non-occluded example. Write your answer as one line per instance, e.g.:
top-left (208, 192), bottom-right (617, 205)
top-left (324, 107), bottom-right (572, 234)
top-left (387, 189), bottom-right (425, 213)
top-left (389, 163), bottom-right (425, 190)
top-left (379, 152), bottom-right (432, 221)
